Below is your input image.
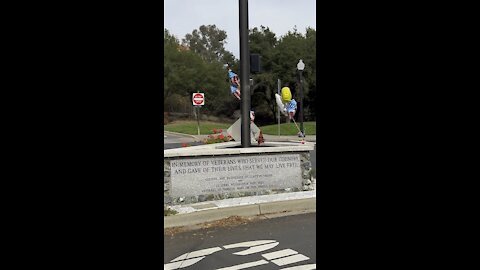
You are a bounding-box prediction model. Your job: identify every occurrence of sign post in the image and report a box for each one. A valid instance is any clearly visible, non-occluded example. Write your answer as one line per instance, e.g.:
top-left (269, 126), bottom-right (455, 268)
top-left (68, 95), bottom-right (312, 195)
top-left (277, 78), bottom-right (281, 136)
top-left (192, 92), bottom-right (205, 136)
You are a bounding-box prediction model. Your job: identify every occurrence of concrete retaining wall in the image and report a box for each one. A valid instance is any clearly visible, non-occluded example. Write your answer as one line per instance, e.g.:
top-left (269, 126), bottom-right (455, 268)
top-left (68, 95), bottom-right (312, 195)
top-left (164, 142), bottom-right (315, 206)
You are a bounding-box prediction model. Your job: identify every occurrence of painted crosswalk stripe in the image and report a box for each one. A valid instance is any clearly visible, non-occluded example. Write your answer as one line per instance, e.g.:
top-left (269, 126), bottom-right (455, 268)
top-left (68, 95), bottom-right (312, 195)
top-left (262, 248), bottom-right (298, 260)
top-left (164, 257), bottom-right (205, 270)
top-left (170, 247), bottom-right (222, 262)
top-left (223, 240), bottom-right (276, 249)
top-left (271, 254), bottom-right (310, 266)
top-left (280, 264), bottom-right (317, 270)
top-left (214, 259), bottom-right (269, 270)
top-left (232, 242), bottom-right (279, 255)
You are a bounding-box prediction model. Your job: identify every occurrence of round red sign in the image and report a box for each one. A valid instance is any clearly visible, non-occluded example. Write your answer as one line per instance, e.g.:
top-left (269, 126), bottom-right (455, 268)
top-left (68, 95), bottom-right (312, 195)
top-left (192, 93), bottom-right (204, 105)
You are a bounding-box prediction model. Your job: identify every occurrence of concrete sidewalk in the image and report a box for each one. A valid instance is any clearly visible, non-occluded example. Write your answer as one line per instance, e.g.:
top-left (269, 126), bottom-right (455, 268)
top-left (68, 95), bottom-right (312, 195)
top-left (165, 190), bottom-right (316, 229)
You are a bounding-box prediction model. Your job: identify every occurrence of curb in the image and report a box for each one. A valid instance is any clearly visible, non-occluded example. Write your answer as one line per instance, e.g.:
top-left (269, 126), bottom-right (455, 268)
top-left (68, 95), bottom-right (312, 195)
top-left (286, 139), bottom-right (316, 143)
top-left (164, 198), bottom-right (316, 229)
top-left (257, 135), bottom-right (316, 143)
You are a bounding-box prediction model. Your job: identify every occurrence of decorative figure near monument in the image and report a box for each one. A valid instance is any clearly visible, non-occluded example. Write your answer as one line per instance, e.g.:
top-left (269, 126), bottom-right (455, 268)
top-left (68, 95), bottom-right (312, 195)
top-left (225, 68), bottom-right (262, 144)
top-left (226, 65), bottom-right (255, 121)
top-left (227, 65), bottom-right (242, 101)
top-left (275, 87), bottom-right (304, 138)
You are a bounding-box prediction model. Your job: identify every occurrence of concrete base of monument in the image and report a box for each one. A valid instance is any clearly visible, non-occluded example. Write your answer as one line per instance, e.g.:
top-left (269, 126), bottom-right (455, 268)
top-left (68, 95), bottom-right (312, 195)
top-left (164, 141), bottom-right (315, 206)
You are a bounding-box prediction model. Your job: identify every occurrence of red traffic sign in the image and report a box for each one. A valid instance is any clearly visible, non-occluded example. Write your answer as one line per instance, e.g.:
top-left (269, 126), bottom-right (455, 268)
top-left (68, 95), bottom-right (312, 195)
top-left (192, 93), bottom-right (205, 106)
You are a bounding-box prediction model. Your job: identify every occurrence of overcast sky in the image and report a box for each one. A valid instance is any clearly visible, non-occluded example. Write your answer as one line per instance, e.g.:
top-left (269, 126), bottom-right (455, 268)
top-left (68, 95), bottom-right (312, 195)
top-left (164, 0), bottom-right (316, 59)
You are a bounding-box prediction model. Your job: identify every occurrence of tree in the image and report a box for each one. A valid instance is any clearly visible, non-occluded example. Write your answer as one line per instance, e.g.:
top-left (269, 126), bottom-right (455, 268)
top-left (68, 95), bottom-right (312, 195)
top-left (164, 25), bottom-right (316, 121)
top-left (164, 29), bottom-right (206, 108)
top-left (249, 26), bottom-right (277, 71)
top-left (163, 29), bottom-right (180, 107)
top-left (303, 27), bottom-right (316, 120)
top-left (271, 28), bottom-right (316, 121)
top-left (247, 26), bottom-right (317, 123)
top-left (164, 28), bottom-right (231, 115)
top-left (248, 26), bottom-right (279, 123)
top-left (182, 25), bottom-right (233, 64)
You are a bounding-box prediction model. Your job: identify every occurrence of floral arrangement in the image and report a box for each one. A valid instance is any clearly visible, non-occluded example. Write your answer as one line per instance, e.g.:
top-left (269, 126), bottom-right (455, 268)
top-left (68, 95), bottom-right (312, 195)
top-left (204, 128), bottom-right (233, 144)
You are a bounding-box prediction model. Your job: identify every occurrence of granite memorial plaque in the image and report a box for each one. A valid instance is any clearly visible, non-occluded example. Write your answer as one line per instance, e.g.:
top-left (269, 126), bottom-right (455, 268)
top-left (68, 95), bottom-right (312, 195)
top-left (170, 154), bottom-right (302, 197)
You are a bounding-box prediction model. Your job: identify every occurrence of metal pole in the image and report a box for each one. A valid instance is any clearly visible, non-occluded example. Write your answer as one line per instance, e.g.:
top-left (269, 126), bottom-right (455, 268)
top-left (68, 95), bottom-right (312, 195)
top-left (196, 106), bottom-right (200, 136)
top-left (299, 70), bottom-right (304, 135)
top-left (277, 78), bottom-right (281, 136)
top-left (239, 0), bottom-right (251, 147)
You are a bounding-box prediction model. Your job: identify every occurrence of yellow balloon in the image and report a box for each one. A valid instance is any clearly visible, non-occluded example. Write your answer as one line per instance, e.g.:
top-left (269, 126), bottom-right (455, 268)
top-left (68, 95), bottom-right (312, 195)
top-left (281, 87), bottom-right (292, 103)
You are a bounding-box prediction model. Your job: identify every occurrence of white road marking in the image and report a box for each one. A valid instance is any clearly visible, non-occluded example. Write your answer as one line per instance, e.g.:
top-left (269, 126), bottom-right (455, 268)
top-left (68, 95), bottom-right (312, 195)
top-left (232, 242), bottom-right (279, 255)
top-left (164, 257), bottom-right (205, 270)
top-left (271, 254), bottom-right (310, 266)
top-left (262, 248), bottom-right (298, 260)
top-left (170, 247), bottom-right (222, 262)
top-left (165, 240), bottom-right (315, 270)
top-left (280, 264), bottom-right (317, 270)
top-left (214, 259), bottom-right (269, 270)
top-left (223, 240), bottom-right (276, 249)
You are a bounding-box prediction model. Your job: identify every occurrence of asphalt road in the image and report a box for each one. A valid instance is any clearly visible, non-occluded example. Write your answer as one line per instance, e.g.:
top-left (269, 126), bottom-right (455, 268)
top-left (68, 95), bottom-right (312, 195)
top-left (164, 213), bottom-right (316, 270)
top-left (164, 133), bottom-right (203, 149)
top-left (164, 133), bottom-right (197, 145)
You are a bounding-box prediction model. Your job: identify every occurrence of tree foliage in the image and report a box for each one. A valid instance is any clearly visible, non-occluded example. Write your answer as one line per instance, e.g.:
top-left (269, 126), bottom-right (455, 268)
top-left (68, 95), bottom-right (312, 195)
top-left (248, 26), bottom-right (317, 123)
top-left (164, 28), bottom-right (230, 115)
top-left (182, 24), bottom-right (235, 65)
top-left (164, 25), bottom-right (316, 122)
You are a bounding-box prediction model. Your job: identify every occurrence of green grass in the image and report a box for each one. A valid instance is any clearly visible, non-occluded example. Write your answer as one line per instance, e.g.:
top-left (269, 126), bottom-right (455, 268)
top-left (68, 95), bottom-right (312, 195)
top-left (259, 121), bottom-right (316, 135)
top-left (164, 120), bottom-right (232, 135)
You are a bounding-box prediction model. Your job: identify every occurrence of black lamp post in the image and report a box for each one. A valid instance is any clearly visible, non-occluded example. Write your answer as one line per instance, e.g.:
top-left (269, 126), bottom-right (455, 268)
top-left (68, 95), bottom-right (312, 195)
top-left (297, 59), bottom-right (305, 136)
top-left (239, 0), bottom-right (251, 147)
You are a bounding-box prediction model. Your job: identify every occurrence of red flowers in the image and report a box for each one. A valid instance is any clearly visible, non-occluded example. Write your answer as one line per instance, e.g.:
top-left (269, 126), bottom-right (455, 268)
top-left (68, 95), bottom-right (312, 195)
top-left (204, 128), bottom-right (232, 144)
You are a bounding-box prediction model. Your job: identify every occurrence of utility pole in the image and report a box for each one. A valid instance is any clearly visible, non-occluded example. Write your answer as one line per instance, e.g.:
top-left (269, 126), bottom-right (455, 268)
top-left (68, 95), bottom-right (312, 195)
top-left (239, 0), bottom-right (251, 147)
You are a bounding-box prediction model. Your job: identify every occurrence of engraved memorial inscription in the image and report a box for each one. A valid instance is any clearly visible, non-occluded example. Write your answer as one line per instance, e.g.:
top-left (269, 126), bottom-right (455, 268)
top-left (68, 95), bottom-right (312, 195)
top-left (170, 154), bottom-right (302, 197)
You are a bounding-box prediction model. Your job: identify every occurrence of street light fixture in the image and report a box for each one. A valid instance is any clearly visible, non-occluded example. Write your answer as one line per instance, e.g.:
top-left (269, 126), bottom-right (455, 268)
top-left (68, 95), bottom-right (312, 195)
top-left (297, 59), bottom-right (305, 137)
top-left (297, 59), bottom-right (305, 71)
